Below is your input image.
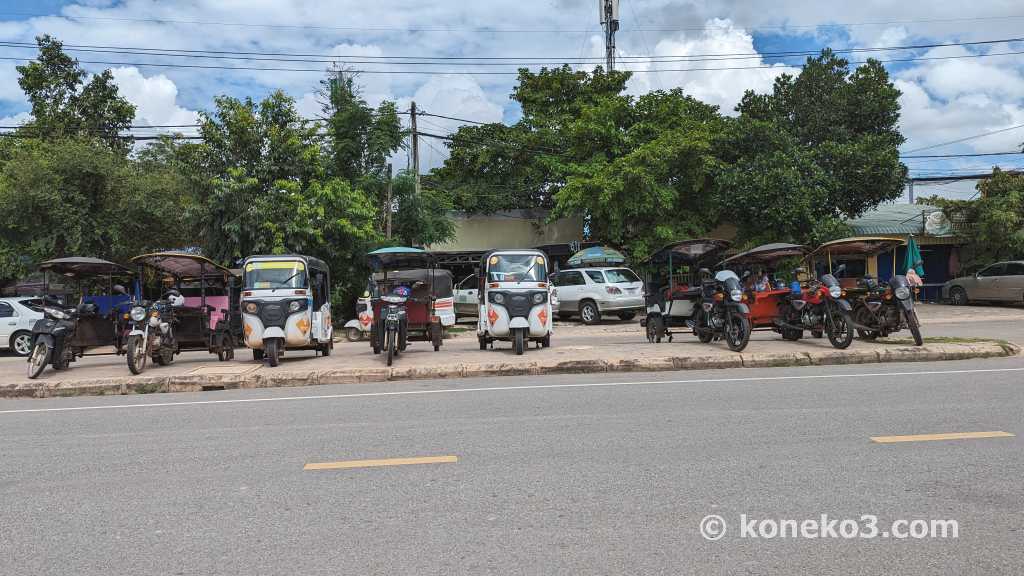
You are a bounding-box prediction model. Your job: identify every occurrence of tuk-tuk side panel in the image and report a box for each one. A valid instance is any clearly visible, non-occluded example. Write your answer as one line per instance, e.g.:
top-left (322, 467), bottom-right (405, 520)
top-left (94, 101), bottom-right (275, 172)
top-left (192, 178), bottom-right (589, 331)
top-left (748, 289), bottom-right (790, 328)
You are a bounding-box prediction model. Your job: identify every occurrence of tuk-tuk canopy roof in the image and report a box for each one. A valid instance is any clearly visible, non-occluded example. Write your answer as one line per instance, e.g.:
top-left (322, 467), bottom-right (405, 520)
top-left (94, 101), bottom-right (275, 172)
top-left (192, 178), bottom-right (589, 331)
top-left (367, 246), bottom-right (434, 271)
top-left (567, 246), bottom-right (626, 268)
top-left (644, 239), bottom-right (731, 266)
top-left (811, 237), bottom-right (906, 257)
top-left (372, 268), bottom-right (453, 297)
top-left (243, 254), bottom-right (328, 272)
top-left (720, 243), bottom-right (809, 267)
top-left (39, 257), bottom-right (132, 277)
top-left (131, 252), bottom-right (237, 280)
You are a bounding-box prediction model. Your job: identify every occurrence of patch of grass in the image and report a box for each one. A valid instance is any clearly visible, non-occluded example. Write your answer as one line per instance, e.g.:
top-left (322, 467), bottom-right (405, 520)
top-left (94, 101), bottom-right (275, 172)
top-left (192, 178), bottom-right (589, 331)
top-left (447, 326), bottom-right (472, 334)
top-left (883, 336), bottom-right (1016, 353)
top-left (132, 381), bottom-right (163, 394)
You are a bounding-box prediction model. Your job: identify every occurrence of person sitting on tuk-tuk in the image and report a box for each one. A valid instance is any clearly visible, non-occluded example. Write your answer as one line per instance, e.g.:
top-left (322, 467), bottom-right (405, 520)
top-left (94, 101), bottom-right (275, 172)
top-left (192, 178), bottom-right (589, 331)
top-left (752, 270), bottom-right (770, 292)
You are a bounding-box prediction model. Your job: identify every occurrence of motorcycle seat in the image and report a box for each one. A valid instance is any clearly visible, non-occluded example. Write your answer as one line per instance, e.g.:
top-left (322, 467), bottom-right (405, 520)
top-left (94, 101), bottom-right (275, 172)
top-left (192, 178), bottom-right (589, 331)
top-left (381, 295), bottom-right (408, 304)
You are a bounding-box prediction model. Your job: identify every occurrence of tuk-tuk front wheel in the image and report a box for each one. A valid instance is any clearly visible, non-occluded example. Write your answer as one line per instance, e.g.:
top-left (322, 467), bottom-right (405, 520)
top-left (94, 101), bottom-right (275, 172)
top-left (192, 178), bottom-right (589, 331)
top-left (27, 341), bottom-right (50, 379)
top-left (265, 338), bottom-right (281, 367)
top-left (345, 327), bottom-right (362, 342)
top-left (513, 328), bottom-right (525, 355)
top-left (126, 335), bottom-right (147, 375)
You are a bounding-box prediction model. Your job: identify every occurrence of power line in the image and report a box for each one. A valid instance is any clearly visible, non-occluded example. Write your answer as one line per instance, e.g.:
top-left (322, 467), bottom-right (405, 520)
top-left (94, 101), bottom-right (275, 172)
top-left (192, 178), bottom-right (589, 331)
top-left (0, 36), bottom-right (1021, 65)
top-left (902, 123), bottom-right (1024, 153)
top-left (5, 10), bottom-right (1024, 34)
top-left (0, 47), bottom-right (1021, 75)
top-left (900, 151), bottom-right (1024, 158)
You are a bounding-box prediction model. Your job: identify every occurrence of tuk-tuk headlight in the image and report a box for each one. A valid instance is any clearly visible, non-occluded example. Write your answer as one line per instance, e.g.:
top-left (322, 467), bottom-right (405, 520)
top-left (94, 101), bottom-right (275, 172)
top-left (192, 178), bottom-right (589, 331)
top-left (130, 307), bottom-right (146, 322)
top-left (730, 289), bottom-right (742, 302)
top-left (532, 292), bottom-right (545, 304)
top-left (289, 300), bottom-right (302, 313)
top-left (244, 302), bottom-right (258, 314)
top-left (492, 293), bottom-right (505, 305)
top-left (894, 286), bottom-right (911, 300)
top-left (829, 285), bottom-right (842, 299)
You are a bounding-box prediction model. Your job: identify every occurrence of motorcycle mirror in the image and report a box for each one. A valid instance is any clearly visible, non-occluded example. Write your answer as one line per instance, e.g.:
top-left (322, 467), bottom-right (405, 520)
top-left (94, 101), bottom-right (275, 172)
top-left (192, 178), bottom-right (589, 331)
top-left (698, 267), bottom-right (711, 276)
top-left (742, 270), bottom-right (752, 279)
top-left (833, 264), bottom-right (847, 275)
top-left (112, 284), bottom-right (127, 295)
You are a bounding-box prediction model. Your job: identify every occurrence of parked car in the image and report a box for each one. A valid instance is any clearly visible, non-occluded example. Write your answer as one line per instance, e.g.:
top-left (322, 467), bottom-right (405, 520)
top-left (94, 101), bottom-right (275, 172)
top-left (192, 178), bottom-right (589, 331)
top-left (453, 274), bottom-right (478, 319)
top-left (551, 267), bottom-right (644, 324)
top-left (0, 296), bottom-right (44, 356)
top-left (942, 261), bottom-right (1024, 305)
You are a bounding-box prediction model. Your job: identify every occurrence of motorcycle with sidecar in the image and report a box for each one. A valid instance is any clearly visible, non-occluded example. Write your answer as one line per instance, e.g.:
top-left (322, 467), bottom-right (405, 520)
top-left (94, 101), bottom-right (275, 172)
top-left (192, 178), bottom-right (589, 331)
top-left (640, 239), bottom-right (731, 344)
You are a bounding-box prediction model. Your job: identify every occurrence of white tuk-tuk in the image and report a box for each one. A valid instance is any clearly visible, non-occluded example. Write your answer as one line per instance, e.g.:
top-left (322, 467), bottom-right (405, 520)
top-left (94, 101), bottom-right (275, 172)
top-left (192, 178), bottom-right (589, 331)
top-left (476, 249), bottom-right (553, 355)
top-left (240, 254), bottom-right (333, 366)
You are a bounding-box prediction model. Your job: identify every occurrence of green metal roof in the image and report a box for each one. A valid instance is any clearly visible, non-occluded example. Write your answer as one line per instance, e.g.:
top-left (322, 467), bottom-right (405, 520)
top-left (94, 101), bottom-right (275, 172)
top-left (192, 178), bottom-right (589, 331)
top-left (846, 204), bottom-right (953, 236)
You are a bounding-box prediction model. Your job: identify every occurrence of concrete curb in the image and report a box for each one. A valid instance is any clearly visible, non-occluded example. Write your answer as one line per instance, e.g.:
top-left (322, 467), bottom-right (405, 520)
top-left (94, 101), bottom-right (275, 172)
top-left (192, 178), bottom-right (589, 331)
top-left (2, 341), bottom-right (1018, 399)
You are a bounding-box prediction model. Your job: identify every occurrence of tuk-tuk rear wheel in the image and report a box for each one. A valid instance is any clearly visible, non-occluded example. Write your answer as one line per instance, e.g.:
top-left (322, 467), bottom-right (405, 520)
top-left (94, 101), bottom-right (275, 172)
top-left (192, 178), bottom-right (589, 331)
top-left (253, 348), bottom-right (264, 361)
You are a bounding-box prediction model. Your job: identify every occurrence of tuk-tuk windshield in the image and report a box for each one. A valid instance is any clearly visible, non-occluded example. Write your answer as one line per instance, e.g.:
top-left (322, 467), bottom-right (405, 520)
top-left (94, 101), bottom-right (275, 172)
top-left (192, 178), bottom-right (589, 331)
top-left (487, 254), bottom-right (547, 283)
top-left (244, 260), bottom-right (308, 290)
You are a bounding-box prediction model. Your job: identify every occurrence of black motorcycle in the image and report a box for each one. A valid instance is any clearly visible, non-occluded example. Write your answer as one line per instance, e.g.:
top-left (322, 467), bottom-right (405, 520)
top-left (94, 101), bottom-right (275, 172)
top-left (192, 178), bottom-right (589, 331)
top-left (852, 275), bottom-right (923, 346)
top-left (124, 291), bottom-right (179, 375)
top-left (693, 270), bottom-right (751, 352)
top-left (372, 294), bottom-right (408, 367)
top-left (26, 298), bottom-right (97, 379)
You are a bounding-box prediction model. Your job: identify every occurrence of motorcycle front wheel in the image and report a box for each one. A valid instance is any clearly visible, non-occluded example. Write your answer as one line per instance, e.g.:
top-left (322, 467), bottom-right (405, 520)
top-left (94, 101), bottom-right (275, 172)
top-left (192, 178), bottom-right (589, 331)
top-left (27, 341), bottom-right (50, 379)
top-left (386, 329), bottom-right (395, 366)
top-left (725, 312), bottom-right (751, 352)
top-left (826, 307), bottom-right (854, 349)
top-left (127, 335), bottom-right (147, 375)
top-left (904, 308), bottom-right (923, 346)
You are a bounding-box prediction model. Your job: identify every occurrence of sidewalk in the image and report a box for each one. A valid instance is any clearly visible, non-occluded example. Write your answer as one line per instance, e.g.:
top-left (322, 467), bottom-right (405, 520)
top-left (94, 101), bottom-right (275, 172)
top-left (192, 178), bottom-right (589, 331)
top-left (1, 303), bottom-right (1018, 398)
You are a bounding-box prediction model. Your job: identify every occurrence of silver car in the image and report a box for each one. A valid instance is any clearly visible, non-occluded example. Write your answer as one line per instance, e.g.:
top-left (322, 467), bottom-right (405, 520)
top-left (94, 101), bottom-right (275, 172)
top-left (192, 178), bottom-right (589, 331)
top-left (0, 297), bottom-right (44, 356)
top-left (942, 261), bottom-right (1024, 305)
top-left (551, 267), bottom-right (644, 324)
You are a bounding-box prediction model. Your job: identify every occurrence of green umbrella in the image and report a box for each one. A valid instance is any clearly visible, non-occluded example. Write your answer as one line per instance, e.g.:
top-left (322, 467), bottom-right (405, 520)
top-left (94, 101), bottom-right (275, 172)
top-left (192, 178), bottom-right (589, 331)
top-left (904, 236), bottom-right (924, 276)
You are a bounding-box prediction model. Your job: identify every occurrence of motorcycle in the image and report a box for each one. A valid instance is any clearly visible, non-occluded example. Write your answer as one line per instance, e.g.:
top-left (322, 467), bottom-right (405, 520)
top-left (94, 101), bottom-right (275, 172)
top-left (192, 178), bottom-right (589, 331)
top-left (26, 298), bottom-right (96, 379)
top-left (693, 269), bottom-right (752, 352)
top-left (776, 266), bottom-right (855, 349)
top-left (852, 275), bottom-right (923, 346)
top-left (123, 289), bottom-right (182, 375)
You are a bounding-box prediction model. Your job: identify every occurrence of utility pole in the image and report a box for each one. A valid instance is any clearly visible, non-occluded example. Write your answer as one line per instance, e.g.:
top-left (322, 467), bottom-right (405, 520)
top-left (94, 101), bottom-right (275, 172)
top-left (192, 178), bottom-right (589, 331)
top-left (410, 101), bottom-right (420, 197)
top-left (385, 162), bottom-right (393, 239)
top-left (908, 178), bottom-right (915, 204)
top-left (599, 0), bottom-right (620, 72)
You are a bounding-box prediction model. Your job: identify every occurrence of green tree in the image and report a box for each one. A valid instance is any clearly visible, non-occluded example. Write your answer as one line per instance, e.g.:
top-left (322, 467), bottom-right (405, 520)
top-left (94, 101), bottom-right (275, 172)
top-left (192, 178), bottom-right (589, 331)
top-left (719, 51), bottom-right (906, 245)
top-left (0, 138), bottom-right (190, 284)
top-left (924, 168), bottom-right (1024, 268)
top-left (16, 35), bottom-right (135, 152)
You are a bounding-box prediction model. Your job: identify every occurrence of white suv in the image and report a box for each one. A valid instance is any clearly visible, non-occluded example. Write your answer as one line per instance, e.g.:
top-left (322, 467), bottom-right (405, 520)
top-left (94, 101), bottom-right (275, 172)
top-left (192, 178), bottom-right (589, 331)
top-left (0, 297), bottom-right (44, 356)
top-left (551, 267), bottom-right (644, 324)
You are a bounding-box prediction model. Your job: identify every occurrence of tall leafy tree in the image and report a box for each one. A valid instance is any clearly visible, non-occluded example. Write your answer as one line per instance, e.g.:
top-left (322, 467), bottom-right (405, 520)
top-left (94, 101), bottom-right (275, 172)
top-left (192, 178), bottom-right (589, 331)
top-left (16, 35), bottom-right (135, 152)
top-left (717, 51), bottom-right (906, 245)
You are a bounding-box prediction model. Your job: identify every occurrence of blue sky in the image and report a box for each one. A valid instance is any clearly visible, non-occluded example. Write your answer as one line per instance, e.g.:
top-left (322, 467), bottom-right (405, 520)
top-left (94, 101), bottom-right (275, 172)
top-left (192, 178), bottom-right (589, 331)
top-left (0, 1), bottom-right (1022, 199)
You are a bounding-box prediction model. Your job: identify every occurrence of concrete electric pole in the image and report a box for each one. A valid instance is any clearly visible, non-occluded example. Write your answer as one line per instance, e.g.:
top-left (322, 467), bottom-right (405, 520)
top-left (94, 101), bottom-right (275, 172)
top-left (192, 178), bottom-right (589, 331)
top-left (410, 101), bottom-right (421, 197)
top-left (600, 0), bottom-right (620, 72)
top-left (385, 162), bottom-right (393, 239)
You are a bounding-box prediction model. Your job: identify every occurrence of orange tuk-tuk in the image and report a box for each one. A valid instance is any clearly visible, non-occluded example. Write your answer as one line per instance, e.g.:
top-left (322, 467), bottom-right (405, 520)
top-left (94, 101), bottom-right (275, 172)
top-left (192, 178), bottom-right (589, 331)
top-left (718, 243), bottom-right (809, 331)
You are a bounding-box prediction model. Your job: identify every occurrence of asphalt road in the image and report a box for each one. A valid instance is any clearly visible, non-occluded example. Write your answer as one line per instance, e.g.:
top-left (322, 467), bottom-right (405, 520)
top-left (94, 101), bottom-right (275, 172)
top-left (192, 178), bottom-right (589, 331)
top-left (2, 357), bottom-right (1022, 575)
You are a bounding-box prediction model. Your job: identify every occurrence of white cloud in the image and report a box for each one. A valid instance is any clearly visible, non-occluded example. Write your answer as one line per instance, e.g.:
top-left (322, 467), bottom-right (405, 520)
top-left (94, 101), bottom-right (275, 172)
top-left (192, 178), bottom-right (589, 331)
top-left (110, 67), bottom-right (199, 131)
top-left (0, 111), bottom-right (32, 127)
top-left (625, 19), bottom-right (797, 113)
